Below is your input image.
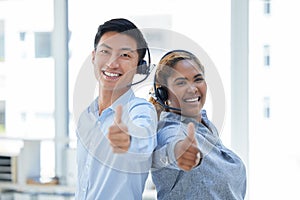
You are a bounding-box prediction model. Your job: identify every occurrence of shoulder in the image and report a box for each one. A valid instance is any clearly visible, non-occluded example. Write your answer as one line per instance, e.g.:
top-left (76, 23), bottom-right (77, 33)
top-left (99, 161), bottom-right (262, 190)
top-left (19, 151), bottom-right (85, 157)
top-left (157, 118), bottom-right (181, 131)
top-left (157, 113), bottom-right (186, 140)
top-left (201, 109), bottom-right (219, 136)
top-left (158, 112), bottom-right (182, 129)
top-left (127, 96), bottom-right (156, 112)
top-left (78, 99), bottom-right (97, 124)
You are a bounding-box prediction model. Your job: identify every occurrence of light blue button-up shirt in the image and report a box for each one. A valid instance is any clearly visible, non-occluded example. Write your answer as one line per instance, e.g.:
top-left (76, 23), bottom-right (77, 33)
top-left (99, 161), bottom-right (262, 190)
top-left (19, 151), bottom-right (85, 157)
top-left (151, 111), bottom-right (246, 200)
top-left (76, 89), bottom-right (157, 200)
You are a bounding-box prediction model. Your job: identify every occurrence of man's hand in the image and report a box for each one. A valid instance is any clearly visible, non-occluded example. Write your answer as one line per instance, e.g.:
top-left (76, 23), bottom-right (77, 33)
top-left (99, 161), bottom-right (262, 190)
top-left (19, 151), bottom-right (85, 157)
top-left (107, 105), bottom-right (131, 153)
top-left (174, 122), bottom-right (202, 171)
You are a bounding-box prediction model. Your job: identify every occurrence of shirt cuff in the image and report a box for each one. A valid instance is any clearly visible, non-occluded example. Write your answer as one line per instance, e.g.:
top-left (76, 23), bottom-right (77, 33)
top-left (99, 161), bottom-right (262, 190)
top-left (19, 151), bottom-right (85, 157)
top-left (166, 137), bottom-right (186, 169)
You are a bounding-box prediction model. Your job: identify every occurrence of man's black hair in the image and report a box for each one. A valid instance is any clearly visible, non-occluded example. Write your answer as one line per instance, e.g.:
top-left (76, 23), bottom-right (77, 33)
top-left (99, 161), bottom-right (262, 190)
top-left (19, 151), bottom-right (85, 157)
top-left (94, 18), bottom-right (148, 62)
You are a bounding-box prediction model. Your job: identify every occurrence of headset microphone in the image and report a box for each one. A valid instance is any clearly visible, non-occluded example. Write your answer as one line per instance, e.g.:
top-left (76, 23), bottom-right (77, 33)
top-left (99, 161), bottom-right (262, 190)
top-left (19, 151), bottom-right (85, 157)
top-left (155, 97), bottom-right (181, 112)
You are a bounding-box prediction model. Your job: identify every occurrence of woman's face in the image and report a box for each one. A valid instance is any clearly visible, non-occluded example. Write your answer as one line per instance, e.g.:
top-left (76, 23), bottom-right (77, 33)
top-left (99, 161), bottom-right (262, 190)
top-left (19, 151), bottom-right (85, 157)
top-left (166, 59), bottom-right (207, 120)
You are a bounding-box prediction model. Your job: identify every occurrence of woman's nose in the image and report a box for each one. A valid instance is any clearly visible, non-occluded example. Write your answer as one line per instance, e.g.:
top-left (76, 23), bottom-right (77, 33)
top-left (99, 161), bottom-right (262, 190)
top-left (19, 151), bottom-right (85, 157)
top-left (187, 84), bottom-right (198, 93)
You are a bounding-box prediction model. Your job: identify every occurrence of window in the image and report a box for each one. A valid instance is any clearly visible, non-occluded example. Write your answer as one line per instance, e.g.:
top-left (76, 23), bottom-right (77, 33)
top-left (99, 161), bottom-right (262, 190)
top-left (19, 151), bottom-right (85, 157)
top-left (0, 0), bottom-right (55, 180)
top-left (34, 32), bottom-right (52, 58)
top-left (0, 101), bottom-right (4, 133)
top-left (250, 1), bottom-right (300, 199)
top-left (263, 96), bottom-right (270, 119)
top-left (0, 20), bottom-right (4, 62)
top-left (263, 44), bottom-right (270, 67)
top-left (264, 0), bottom-right (271, 15)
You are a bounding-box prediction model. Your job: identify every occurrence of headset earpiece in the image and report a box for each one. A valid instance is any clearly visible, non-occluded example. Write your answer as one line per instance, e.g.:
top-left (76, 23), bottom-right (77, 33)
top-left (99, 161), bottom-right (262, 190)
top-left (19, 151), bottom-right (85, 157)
top-left (154, 81), bottom-right (180, 111)
top-left (130, 47), bottom-right (151, 86)
top-left (156, 86), bottom-right (168, 102)
top-left (136, 47), bottom-right (151, 75)
top-left (136, 60), bottom-right (149, 75)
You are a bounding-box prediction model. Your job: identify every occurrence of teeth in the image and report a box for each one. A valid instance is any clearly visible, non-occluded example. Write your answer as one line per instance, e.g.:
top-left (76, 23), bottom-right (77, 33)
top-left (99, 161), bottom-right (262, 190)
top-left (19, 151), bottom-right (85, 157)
top-left (185, 97), bottom-right (199, 102)
top-left (104, 71), bottom-right (120, 77)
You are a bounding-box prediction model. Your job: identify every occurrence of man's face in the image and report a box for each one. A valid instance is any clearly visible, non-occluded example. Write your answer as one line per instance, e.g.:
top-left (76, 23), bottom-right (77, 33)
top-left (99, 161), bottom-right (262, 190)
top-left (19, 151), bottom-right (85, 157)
top-left (92, 31), bottom-right (139, 91)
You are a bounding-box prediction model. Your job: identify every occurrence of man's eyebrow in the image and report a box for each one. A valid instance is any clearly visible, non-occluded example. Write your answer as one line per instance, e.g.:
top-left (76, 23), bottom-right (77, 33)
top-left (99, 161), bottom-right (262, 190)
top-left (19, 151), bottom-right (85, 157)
top-left (97, 44), bottom-right (135, 52)
top-left (119, 47), bottom-right (136, 52)
top-left (98, 43), bottom-right (112, 49)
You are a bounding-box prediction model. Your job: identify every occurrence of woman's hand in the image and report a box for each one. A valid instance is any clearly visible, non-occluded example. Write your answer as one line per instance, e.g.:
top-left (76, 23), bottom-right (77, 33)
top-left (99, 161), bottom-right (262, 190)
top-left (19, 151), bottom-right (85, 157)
top-left (174, 122), bottom-right (202, 171)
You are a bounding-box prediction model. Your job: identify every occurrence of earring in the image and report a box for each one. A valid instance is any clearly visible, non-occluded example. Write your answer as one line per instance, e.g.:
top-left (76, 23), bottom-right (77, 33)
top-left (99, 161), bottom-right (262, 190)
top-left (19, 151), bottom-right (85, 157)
top-left (167, 99), bottom-right (171, 105)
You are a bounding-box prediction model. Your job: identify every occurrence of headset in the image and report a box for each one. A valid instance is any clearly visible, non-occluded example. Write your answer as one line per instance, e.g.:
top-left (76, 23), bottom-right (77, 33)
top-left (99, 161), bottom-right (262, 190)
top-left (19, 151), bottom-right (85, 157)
top-left (136, 47), bottom-right (151, 75)
top-left (131, 47), bottom-right (152, 86)
top-left (153, 74), bottom-right (181, 112)
top-left (153, 49), bottom-right (197, 112)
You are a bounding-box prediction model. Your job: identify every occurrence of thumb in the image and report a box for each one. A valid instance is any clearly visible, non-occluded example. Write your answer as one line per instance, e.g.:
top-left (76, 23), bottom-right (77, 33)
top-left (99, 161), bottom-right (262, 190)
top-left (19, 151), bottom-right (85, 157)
top-left (114, 105), bottom-right (123, 124)
top-left (186, 122), bottom-right (196, 144)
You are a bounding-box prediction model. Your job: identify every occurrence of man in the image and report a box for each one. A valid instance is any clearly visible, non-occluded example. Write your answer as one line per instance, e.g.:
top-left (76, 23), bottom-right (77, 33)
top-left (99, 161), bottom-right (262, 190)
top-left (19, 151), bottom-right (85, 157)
top-left (76, 18), bottom-right (157, 200)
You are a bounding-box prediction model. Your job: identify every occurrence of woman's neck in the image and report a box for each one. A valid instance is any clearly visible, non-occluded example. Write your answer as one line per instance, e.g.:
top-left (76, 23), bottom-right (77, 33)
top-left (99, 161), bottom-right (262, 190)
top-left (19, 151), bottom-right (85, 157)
top-left (170, 111), bottom-right (202, 122)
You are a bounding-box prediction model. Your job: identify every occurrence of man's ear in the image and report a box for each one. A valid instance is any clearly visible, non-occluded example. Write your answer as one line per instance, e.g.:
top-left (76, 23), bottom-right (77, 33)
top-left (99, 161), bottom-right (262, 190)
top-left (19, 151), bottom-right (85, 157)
top-left (91, 50), bottom-right (96, 65)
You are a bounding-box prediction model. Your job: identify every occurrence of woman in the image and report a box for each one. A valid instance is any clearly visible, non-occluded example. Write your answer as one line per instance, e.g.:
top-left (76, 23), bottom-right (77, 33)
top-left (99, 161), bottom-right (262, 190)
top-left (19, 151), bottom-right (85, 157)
top-left (150, 50), bottom-right (246, 200)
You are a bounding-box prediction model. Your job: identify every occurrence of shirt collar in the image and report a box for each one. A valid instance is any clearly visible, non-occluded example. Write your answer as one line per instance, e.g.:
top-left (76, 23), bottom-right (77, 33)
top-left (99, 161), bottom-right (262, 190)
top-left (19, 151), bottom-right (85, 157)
top-left (111, 89), bottom-right (135, 111)
top-left (160, 109), bottom-right (208, 125)
top-left (89, 89), bottom-right (135, 115)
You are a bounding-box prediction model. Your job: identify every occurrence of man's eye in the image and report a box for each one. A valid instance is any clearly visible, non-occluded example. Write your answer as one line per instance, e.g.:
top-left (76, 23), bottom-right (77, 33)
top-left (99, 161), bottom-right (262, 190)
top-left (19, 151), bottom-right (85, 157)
top-left (121, 53), bottom-right (130, 58)
top-left (99, 50), bottom-right (109, 54)
top-left (96, 49), bottom-right (110, 55)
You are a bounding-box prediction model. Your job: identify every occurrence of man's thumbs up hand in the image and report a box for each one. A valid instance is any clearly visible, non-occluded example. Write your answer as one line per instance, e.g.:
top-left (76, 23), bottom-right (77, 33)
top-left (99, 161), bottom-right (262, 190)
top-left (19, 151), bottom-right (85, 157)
top-left (174, 122), bottom-right (202, 171)
top-left (108, 105), bottom-right (131, 153)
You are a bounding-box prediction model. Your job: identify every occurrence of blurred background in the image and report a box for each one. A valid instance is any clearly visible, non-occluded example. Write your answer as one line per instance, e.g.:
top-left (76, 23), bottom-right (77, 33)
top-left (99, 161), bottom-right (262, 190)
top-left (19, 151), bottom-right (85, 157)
top-left (0, 0), bottom-right (300, 199)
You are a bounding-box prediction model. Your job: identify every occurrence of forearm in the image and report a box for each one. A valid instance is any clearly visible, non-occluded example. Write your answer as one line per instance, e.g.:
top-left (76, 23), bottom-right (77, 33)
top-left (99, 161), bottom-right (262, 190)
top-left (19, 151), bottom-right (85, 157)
top-left (152, 137), bottom-right (184, 170)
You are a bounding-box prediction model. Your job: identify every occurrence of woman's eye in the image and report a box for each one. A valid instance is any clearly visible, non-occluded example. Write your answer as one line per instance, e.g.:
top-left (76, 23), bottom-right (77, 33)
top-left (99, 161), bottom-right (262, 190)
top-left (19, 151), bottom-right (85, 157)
top-left (195, 77), bottom-right (204, 82)
top-left (176, 81), bottom-right (186, 86)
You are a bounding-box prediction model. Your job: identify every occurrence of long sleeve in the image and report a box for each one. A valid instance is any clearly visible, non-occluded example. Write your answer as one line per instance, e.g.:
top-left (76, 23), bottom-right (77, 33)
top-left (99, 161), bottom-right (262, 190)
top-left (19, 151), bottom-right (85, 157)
top-left (152, 122), bottom-right (186, 170)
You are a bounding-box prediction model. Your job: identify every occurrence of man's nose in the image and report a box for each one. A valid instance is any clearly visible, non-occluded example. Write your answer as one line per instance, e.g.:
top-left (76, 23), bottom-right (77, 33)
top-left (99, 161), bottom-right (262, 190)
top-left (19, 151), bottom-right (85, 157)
top-left (106, 54), bottom-right (120, 68)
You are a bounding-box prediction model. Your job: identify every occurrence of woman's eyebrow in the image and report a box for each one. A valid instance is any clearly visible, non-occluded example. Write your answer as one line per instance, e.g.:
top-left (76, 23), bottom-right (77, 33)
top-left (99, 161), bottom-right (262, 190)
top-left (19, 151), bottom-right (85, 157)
top-left (174, 73), bottom-right (204, 82)
top-left (194, 73), bottom-right (204, 78)
top-left (173, 77), bottom-right (187, 82)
